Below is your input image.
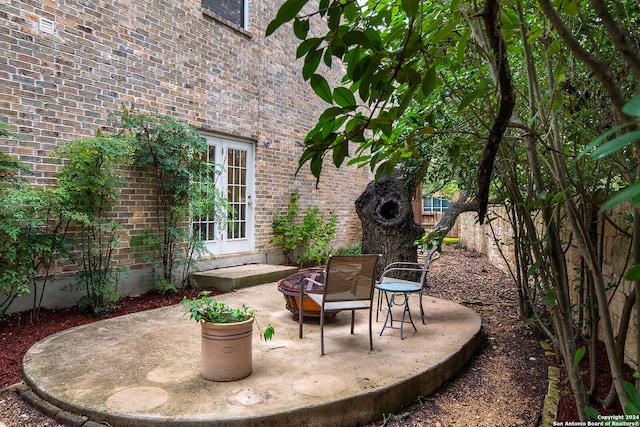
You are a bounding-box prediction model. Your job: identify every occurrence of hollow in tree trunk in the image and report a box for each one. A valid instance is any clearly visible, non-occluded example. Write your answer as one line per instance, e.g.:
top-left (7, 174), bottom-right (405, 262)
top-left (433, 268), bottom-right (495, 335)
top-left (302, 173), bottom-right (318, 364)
top-left (355, 172), bottom-right (424, 273)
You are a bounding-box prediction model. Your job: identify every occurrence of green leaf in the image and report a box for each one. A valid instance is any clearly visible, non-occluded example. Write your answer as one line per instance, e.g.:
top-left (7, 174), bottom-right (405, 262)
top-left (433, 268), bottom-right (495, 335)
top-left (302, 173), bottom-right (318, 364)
top-left (397, 84), bottom-right (418, 116)
top-left (352, 55), bottom-right (371, 82)
top-left (625, 264), bottom-right (640, 281)
top-left (333, 87), bottom-right (356, 108)
top-left (432, 20), bottom-right (456, 44)
top-left (323, 47), bottom-right (333, 67)
top-left (563, 0), bottom-right (580, 15)
top-left (623, 94), bottom-right (640, 117)
top-left (375, 160), bottom-right (395, 180)
top-left (364, 28), bottom-right (382, 51)
top-left (262, 324), bottom-right (275, 341)
top-left (303, 49), bottom-right (323, 80)
top-left (527, 258), bottom-right (542, 276)
top-left (551, 89), bottom-right (563, 110)
top-left (332, 139), bottom-right (348, 168)
top-left (330, 115), bottom-right (348, 133)
top-left (591, 131), bottom-right (640, 159)
top-left (404, 67), bottom-right (422, 86)
top-left (579, 124), bottom-right (626, 159)
top-left (574, 346), bottom-right (586, 367)
top-left (266, 0), bottom-right (309, 36)
top-left (343, 1), bottom-right (357, 21)
top-left (298, 147), bottom-right (318, 171)
top-left (319, 106), bottom-right (347, 121)
top-left (293, 18), bottom-right (309, 40)
top-left (622, 380), bottom-right (640, 415)
top-left (456, 31), bottom-right (469, 63)
top-left (458, 90), bottom-right (478, 112)
top-left (583, 407), bottom-right (600, 420)
top-left (310, 152), bottom-right (323, 178)
top-left (401, 0), bottom-right (419, 17)
top-left (369, 116), bottom-right (393, 136)
top-left (548, 41), bottom-right (561, 58)
top-left (311, 74), bottom-right (333, 103)
top-left (601, 181), bottom-right (640, 211)
top-left (343, 30), bottom-right (375, 49)
top-left (500, 8), bottom-right (520, 31)
top-left (321, 113), bottom-right (347, 138)
top-left (542, 288), bottom-right (557, 308)
top-left (359, 70), bottom-right (373, 102)
top-left (318, 0), bottom-right (329, 15)
top-left (265, 21), bottom-right (281, 37)
top-left (327, 3), bottom-right (341, 31)
top-left (296, 38), bottom-right (322, 59)
top-left (421, 66), bottom-right (438, 98)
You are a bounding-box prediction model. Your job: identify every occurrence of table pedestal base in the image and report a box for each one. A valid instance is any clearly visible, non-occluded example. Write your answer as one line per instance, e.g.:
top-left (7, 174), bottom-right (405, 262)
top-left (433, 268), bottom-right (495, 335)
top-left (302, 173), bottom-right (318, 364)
top-left (376, 283), bottom-right (418, 340)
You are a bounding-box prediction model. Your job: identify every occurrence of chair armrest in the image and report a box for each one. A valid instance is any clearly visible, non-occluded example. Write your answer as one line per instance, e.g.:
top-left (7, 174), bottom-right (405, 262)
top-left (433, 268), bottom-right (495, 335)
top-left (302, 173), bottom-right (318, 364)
top-left (384, 262), bottom-right (421, 269)
top-left (381, 266), bottom-right (423, 278)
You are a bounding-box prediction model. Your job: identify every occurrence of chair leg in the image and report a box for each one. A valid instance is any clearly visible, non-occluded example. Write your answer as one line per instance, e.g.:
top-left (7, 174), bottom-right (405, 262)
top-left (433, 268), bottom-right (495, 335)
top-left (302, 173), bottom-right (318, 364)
top-left (368, 307), bottom-right (373, 350)
top-left (320, 305), bottom-right (325, 355)
top-left (350, 309), bottom-right (355, 334)
top-left (419, 290), bottom-right (426, 325)
top-left (299, 290), bottom-right (304, 338)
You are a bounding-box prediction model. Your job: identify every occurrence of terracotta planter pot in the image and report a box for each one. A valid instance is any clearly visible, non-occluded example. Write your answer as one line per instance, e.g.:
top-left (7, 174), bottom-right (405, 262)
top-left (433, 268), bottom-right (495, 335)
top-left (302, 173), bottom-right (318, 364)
top-left (200, 317), bottom-right (254, 381)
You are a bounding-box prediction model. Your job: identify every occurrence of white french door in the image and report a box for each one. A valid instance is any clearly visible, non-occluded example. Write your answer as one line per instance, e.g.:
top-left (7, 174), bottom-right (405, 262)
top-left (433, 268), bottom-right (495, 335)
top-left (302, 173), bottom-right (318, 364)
top-left (194, 135), bottom-right (255, 255)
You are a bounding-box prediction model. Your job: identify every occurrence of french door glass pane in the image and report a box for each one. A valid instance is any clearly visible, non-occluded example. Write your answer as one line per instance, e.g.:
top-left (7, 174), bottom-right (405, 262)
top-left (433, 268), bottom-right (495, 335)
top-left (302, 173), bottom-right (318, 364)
top-left (192, 145), bottom-right (217, 241)
top-left (227, 148), bottom-right (247, 240)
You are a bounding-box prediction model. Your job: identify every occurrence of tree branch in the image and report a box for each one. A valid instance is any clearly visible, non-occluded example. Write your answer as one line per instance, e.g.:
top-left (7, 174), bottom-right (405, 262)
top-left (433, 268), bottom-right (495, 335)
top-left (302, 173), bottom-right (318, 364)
top-left (537, 0), bottom-right (630, 118)
top-left (590, 0), bottom-right (640, 81)
top-left (476, 0), bottom-right (516, 223)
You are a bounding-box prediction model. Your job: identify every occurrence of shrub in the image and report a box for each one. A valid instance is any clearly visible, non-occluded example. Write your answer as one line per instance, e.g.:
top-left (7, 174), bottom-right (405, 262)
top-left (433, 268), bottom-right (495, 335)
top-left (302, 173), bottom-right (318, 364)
top-left (271, 189), bottom-right (337, 266)
top-left (113, 106), bottom-right (227, 291)
top-left (333, 242), bottom-right (362, 255)
top-left (55, 135), bottom-right (131, 314)
top-left (0, 125), bottom-right (70, 321)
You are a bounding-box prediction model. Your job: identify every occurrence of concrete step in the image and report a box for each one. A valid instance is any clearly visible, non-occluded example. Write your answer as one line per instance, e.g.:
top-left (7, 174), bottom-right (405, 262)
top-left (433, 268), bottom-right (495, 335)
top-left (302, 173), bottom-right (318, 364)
top-left (190, 264), bottom-right (298, 291)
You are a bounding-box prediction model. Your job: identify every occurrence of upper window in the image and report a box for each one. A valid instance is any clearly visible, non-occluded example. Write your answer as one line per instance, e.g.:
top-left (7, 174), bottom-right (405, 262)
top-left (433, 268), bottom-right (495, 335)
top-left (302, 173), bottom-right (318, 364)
top-left (202, 0), bottom-right (246, 29)
top-left (423, 197), bottom-right (450, 213)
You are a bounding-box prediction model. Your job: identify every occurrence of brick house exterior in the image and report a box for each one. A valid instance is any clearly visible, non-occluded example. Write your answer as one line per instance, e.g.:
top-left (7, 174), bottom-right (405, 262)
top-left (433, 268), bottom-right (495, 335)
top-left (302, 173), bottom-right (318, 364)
top-left (0, 0), bottom-right (373, 309)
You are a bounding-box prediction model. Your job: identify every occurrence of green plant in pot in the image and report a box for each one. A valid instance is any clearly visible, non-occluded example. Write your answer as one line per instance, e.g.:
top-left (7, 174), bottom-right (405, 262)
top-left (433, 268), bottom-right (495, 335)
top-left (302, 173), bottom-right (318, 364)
top-left (182, 291), bottom-right (274, 381)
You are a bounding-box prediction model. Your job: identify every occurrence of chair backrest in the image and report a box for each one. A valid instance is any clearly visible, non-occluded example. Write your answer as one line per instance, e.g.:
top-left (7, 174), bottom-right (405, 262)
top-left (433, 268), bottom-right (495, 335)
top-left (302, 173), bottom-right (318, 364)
top-left (380, 245), bottom-right (439, 286)
top-left (418, 245), bottom-right (439, 287)
top-left (323, 254), bottom-right (381, 303)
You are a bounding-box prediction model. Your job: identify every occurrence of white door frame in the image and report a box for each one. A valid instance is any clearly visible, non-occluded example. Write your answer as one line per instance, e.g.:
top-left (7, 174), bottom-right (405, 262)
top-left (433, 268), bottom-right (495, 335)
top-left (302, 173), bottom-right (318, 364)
top-left (197, 135), bottom-right (255, 255)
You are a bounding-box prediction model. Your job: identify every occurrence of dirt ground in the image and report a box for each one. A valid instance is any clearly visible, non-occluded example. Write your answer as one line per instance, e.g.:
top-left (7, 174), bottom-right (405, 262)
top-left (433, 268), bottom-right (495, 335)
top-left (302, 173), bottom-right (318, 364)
top-left (1, 245), bottom-right (551, 426)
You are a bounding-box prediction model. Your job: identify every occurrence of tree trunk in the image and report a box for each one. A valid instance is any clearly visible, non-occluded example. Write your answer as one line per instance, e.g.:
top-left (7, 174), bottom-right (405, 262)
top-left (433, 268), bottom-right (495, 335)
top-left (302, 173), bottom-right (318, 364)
top-left (355, 172), bottom-right (424, 272)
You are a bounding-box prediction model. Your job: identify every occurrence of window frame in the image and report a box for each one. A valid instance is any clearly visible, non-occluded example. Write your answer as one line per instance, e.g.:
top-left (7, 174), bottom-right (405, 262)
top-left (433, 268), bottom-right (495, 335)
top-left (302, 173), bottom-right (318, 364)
top-left (423, 197), bottom-right (450, 213)
top-left (201, 0), bottom-right (249, 32)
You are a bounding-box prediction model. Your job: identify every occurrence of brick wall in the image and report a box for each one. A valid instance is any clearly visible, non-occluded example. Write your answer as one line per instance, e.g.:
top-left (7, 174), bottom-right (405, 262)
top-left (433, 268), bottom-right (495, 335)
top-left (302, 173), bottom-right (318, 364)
top-left (0, 0), bottom-right (373, 308)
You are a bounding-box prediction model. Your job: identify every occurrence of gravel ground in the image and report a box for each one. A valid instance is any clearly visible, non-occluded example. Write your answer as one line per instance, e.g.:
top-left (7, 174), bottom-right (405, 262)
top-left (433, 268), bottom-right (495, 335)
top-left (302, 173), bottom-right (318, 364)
top-left (0, 245), bottom-right (548, 426)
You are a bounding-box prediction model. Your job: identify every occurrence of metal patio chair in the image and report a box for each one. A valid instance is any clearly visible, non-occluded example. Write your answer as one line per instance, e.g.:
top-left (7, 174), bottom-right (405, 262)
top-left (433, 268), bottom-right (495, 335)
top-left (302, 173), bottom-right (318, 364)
top-left (377, 245), bottom-right (439, 326)
top-left (298, 254), bottom-right (382, 355)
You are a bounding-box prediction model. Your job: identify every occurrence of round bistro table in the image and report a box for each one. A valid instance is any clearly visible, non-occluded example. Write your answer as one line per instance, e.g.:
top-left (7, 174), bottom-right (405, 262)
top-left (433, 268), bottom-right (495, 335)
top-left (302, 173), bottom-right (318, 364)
top-left (375, 281), bottom-right (420, 340)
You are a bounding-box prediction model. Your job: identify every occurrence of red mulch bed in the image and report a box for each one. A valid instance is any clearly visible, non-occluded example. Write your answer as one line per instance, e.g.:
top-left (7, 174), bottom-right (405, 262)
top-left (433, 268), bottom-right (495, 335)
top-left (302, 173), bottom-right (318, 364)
top-left (553, 338), bottom-right (636, 421)
top-left (0, 287), bottom-right (222, 388)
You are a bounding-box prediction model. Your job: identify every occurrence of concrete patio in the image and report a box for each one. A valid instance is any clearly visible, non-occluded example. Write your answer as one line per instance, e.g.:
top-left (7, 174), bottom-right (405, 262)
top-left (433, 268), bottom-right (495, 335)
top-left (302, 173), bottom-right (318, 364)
top-left (22, 281), bottom-right (482, 427)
